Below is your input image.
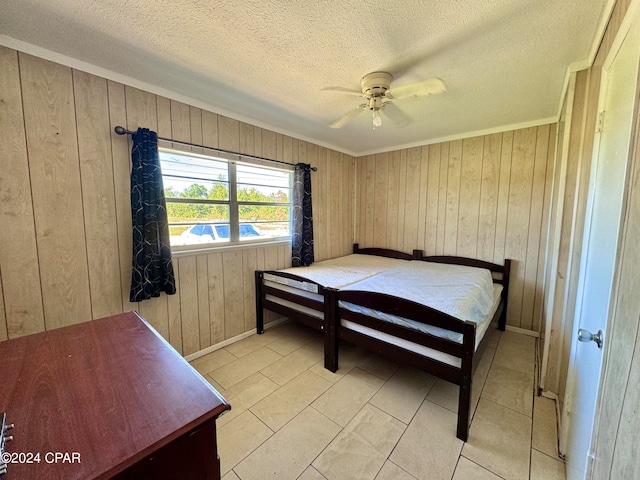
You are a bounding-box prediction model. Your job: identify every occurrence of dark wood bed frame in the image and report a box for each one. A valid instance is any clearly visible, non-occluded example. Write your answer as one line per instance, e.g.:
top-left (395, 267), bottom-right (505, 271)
top-left (255, 244), bottom-right (511, 441)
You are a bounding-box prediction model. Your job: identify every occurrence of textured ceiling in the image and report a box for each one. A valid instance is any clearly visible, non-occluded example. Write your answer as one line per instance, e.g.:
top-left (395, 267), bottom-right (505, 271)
top-left (0, 0), bottom-right (612, 155)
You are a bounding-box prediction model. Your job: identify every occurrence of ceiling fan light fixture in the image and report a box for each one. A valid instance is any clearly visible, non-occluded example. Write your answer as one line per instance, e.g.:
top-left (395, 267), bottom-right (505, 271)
top-left (372, 108), bottom-right (382, 128)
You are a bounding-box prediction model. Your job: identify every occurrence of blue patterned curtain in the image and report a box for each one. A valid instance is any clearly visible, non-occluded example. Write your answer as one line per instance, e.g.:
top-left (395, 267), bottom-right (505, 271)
top-left (129, 128), bottom-right (176, 301)
top-left (291, 163), bottom-right (314, 267)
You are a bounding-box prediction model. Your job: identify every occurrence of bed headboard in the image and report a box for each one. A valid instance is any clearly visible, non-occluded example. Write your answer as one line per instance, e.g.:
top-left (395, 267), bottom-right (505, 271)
top-left (421, 255), bottom-right (511, 299)
top-left (353, 243), bottom-right (422, 260)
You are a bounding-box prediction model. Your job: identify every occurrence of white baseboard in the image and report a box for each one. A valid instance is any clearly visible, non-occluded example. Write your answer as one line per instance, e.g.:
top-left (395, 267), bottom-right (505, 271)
top-left (184, 316), bottom-right (289, 362)
top-left (505, 325), bottom-right (540, 337)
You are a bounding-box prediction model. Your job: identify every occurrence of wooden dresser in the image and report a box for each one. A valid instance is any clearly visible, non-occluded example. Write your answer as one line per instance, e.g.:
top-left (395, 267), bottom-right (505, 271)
top-left (0, 311), bottom-right (230, 479)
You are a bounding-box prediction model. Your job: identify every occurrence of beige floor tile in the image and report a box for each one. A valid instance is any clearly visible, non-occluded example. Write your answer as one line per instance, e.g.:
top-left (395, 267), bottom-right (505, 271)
top-left (217, 410), bottom-right (273, 475)
top-left (453, 456), bottom-right (502, 479)
top-left (313, 404), bottom-right (405, 480)
top-left (530, 449), bottom-right (566, 480)
top-left (260, 344), bottom-right (323, 386)
top-left (358, 354), bottom-right (400, 380)
top-left (492, 333), bottom-right (536, 376)
top-left (426, 379), bottom-right (459, 413)
top-left (224, 331), bottom-right (281, 358)
top-left (461, 398), bottom-right (531, 480)
top-left (234, 407), bottom-right (341, 480)
top-left (222, 470), bottom-right (241, 480)
top-left (209, 347), bottom-right (283, 389)
top-left (216, 372), bottom-right (279, 428)
top-left (266, 326), bottom-right (323, 356)
top-left (482, 363), bottom-right (534, 417)
top-left (250, 370), bottom-right (333, 431)
top-left (375, 461), bottom-right (417, 480)
top-left (308, 342), bottom-right (370, 383)
top-left (390, 400), bottom-right (464, 480)
top-left (532, 396), bottom-right (559, 458)
top-left (369, 365), bottom-right (435, 423)
top-left (297, 466), bottom-right (327, 480)
top-left (190, 348), bottom-right (238, 376)
top-left (312, 367), bottom-right (385, 427)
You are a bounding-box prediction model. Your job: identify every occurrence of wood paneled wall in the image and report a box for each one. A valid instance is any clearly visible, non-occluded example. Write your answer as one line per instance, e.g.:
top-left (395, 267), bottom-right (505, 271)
top-left (0, 48), bottom-right (355, 354)
top-left (355, 125), bottom-right (557, 331)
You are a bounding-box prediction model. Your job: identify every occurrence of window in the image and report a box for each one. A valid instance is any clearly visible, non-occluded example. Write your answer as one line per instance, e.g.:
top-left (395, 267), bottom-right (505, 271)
top-left (160, 148), bottom-right (292, 249)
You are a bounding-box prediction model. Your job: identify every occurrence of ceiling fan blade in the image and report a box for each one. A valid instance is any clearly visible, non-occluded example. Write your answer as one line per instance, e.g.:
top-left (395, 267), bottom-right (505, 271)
top-left (321, 86), bottom-right (364, 97)
top-left (382, 102), bottom-right (413, 128)
top-left (387, 77), bottom-right (447, 100)
top-left (329, 105), bottom-right (367, 129)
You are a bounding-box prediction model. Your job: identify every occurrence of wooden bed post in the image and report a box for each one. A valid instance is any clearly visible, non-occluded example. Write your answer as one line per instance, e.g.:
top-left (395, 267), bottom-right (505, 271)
top-left (255, 271), bottom-right (265, 334)
top-left (412, 249), bottom-right (423, 259)
top-left (324, 288), bottom-right (339, 372)
top-left (499, 259), bottom-right (512, 331)
top-left (353, 243), bottom-right (359, 254)
top-left (457, 323), bottom-right (475, 441)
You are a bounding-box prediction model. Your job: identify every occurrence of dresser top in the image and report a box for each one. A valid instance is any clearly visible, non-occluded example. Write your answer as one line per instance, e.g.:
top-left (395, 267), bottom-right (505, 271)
top-left (0, 311), bottom-right (229, 479)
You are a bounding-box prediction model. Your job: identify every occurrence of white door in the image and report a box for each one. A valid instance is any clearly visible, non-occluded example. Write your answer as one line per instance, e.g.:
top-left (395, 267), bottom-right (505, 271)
top-left (561, 7), bottom-right (640, 480)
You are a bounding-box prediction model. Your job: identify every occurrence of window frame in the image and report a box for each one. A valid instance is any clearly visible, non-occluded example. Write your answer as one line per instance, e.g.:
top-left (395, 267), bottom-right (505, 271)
top-left (160, 147), bottom-right (293, 253)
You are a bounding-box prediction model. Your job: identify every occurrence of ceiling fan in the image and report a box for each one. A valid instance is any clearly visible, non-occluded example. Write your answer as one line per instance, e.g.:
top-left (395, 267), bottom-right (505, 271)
top-left (325, 72), bottom-right (447, 129)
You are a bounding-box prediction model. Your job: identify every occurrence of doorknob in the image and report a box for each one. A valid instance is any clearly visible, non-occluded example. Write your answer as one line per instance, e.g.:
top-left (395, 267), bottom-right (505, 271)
top-left (578, 328), bottom-right (604, 349)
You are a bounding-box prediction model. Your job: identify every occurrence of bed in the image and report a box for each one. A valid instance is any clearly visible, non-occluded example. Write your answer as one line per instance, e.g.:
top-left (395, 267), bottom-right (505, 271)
top-left (255, 244), bottom-right (422, 370)
top-left (255, 245), bottom-right (511, 441)
top-left (334, 255), bottom-right (510, 441)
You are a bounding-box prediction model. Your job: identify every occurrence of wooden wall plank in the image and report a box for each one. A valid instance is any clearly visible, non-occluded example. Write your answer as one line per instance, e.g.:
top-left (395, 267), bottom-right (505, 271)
top-left (436, 142), bottom-right (449, 254)
top-left (416, 146), bottom-right (430, 252)
top-left (387, 151), bottom-right (400, 249)
top-left (242, 248), bottom-right (258, 333)
top-left (166, 260), bottom-right (183, 353)
top-left (364, 156), bottom-right (375, 247)
top-left (477, 133), bottom-right (502, 262)
top-left (425, 143), bottom-right (441, 255)
top-left (533, 124), bottom-right (557, 332)
top-left (223, 251), bottom-right (244, 337)
top-left (494, 131), bottom-right (513, 264)
top-left (107, 81), bottom-right (138, 315)
top-left (373, 154), bottom-right (389, 248)
top-left (202, 110), bottom-right (219, 148)
top-left (396, 150), bottom-right (408, 251)
top-left (329, 150), bottom-right (342, 258)
top-left (73, 70), bottom-right (123, 319)
top-left (444, 140), bottom-right (462, 255)
top-left (0, 47), bottom-right (45, 337)
top-left (178, 256), bottom-right (199, 355)
top-left (197, 255), bottom-right (211, 349)
top-left (504, 127), bottom-right (537, 327)
top-left (403, 147), bottom-right (421, 253)
top-left (170, 100), bottom-right (191, 143)
top-left (20, 53), bottom-right (92, 330)
top-left (207, 252), bottom-right (225, 344)
top-left (457, 137), bottom-right (484, 258)
top-left (316, 147), bottom-right (329, 260)
top-left (520, 124), bottom-right (551, 330)
top-left (218, 116), bottom-right (240, 151)
top-left (239, 122), bottom-right (255, 155)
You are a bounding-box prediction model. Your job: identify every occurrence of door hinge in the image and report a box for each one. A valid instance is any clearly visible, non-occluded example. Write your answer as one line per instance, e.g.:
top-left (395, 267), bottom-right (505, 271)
top-left (596, 111), bottom-right (605, 133)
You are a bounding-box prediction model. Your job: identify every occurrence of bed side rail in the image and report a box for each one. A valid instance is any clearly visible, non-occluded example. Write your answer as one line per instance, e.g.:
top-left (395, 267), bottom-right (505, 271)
top-left (338, 290), bottom-right (472, 335)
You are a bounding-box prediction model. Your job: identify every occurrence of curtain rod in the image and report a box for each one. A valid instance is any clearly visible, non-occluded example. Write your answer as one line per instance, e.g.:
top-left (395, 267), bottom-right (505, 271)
top-left (114, 126), bottom-right (317, 171)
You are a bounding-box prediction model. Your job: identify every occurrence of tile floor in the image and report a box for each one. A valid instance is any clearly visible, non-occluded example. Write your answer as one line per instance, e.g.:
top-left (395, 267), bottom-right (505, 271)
top-left (190, 321), bottom-right (566, 480)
